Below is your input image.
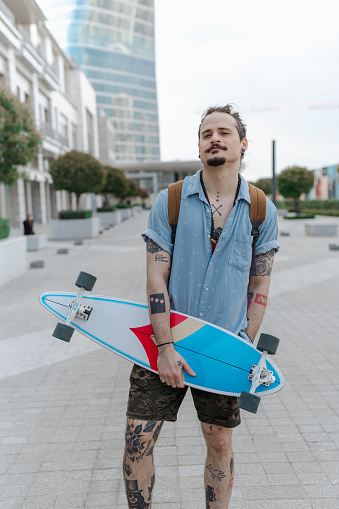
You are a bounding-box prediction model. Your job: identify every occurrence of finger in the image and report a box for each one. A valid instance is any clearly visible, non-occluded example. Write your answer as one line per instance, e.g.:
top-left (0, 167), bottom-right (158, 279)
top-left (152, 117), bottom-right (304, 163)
top-left (183, 361), bottom-right (196, 377)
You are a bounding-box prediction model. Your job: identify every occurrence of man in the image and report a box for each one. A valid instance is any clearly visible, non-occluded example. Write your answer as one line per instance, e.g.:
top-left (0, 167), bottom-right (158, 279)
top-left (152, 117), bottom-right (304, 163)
top-left (123, 105), bottom-right (279, 508)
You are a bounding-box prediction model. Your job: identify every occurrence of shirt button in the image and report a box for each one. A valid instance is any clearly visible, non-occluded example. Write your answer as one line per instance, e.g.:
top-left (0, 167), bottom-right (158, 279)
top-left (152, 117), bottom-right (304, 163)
top-left (205, 287), bottom-right (209, 291)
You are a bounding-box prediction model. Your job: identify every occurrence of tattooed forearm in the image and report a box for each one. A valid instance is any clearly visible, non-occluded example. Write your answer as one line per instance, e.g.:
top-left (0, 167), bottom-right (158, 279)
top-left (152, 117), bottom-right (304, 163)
top-left (146, 238), bottom-right (162, 254)
top-left (254, 248), bottom-right (275, 276)
top-left (155, 253), bottom-right (169, 262)
top-left (255, 293), bottom-right (267, 307)
top-left (206, 464), bottom-right (225, 481)
top-left (149, 293), bottom-right (166, 314)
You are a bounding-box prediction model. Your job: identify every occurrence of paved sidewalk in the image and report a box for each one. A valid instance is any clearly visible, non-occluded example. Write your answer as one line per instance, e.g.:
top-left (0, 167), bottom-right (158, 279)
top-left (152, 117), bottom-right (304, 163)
top-left (0, 211), bottom-right (338, 509)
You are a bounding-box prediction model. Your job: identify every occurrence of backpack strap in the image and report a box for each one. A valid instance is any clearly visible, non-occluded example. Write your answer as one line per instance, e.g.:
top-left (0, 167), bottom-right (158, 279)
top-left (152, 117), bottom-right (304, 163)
top-left (248, 183), bottom-right (266, 276)
top-left (168, 180), bottom-right (184, 244)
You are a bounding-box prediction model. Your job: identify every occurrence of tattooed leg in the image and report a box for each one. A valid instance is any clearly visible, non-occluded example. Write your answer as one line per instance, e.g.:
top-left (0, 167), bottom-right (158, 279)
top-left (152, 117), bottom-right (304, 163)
top-left (201, 423), bottom-right (234, 509)
top-left (123, 418), bottom-right (163, 508)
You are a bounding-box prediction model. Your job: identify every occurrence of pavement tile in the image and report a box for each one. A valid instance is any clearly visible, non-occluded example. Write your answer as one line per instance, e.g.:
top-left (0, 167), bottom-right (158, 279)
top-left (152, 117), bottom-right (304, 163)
top-left (302, 485), bottom-right (338, 498)
top-left (272, 485), bottom-right (307, 500)
top-left (277, 501), bottom-right (312, 509)
top-left (310, 500), bottom-right (339, 509)
top-left (0, 499), bottom-right (24, 509)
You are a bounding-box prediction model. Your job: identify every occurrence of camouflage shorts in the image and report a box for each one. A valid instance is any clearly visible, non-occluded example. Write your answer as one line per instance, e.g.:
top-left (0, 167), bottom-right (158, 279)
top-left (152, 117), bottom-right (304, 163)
top-left (126, 364), bottom-right (241, 428)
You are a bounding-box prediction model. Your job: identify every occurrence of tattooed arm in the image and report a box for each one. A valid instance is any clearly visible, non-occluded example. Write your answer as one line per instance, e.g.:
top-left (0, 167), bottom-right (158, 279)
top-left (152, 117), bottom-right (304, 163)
top-left (245, 248), bottom-right (275, 342)
top-left (146, 238), bottom-right (195, 387)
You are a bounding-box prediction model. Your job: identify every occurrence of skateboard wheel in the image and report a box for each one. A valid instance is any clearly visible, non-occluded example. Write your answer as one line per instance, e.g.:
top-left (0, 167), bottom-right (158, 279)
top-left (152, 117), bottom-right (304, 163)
top-left (52, 322), bottom-right (74, 342)
top-left (257, 333), bottom-right (280, 355)
top-left (75, 271), bottom-right (97, 291)
top-left (238, 391), bottom-right (261, 414)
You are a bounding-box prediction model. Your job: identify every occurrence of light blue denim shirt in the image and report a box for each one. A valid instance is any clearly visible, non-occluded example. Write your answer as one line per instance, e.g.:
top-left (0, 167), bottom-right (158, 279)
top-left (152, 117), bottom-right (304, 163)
top-left (142, 170), bottom-right (279, 335)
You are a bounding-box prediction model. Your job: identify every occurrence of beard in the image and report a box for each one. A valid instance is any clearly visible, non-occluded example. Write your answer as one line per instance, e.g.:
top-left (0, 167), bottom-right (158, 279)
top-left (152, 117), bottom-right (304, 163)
top-left (206, 156), bottom-right (226, 167)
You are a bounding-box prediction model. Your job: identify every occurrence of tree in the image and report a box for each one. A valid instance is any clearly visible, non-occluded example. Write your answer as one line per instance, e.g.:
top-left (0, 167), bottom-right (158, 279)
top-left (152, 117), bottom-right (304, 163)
top-left (49, 150), bottom-right (105, 210)
top-left (102, 166), bottom-right (129, 203)
top-left (254, 178), bottom-right (272, 196)
top-left (0, 86), bottom-right (41, 186)
top-left (125, 179), bottom-right (139, 200)
top-left (277, 166), bottom-right (314, 215)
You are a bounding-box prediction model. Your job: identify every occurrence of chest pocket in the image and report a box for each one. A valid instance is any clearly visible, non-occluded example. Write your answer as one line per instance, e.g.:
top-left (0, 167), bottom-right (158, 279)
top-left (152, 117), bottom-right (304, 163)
top-left (228, 233), bottom-right (252, 272)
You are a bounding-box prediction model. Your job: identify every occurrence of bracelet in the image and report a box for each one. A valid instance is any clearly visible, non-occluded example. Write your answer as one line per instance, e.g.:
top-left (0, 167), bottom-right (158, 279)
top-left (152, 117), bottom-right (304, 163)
top-left (157, 343), bottom-right (173, 356)
top-left (156, 341), bottom-right (174, 348)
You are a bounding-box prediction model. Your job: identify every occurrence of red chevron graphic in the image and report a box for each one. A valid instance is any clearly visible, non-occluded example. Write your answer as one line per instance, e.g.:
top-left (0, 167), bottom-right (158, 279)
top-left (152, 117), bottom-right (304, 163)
top-left (130, 313), bottom-right (187, 370)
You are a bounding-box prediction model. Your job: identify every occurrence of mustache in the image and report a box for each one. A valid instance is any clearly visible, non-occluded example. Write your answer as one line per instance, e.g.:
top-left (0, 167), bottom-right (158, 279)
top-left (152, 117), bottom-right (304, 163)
top-left (205, 143), bottom-right (228, 153)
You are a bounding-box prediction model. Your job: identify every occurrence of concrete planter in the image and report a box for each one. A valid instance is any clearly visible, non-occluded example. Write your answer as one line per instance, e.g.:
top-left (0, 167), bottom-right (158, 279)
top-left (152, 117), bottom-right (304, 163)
top-left (132, 206), bottom-right (142, 215)
top-left (305, 223), bottom-right (338, 236)
top-left (277, 209), bottom-right (288, 217)
top-left (97, 210), bottom-right (121, 227)
top-left (51, 217), bottom-right (100, 240)
top-left (0, 237), bottom-right (26, 287)
top-left (118, 208), bottom-right (131, 221)
top-left (26, 234), bottom-right (48, 251)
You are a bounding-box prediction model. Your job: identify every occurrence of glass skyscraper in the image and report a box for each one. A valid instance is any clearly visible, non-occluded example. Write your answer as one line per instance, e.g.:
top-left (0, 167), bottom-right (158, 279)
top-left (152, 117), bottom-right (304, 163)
top-left (38, 0), bottom-right (160, 162)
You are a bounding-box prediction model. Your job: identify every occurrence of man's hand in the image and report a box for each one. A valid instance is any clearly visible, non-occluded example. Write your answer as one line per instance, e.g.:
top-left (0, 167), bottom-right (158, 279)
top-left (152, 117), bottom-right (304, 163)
top-left (157, 345), bottom-right (196, 388)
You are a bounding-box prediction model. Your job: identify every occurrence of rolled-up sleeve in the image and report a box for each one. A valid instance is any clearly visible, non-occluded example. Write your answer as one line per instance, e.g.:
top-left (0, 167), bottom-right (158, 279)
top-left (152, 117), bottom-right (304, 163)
top-left (255, 198), bottom-right (280, 255)
top-left (141, 190), bottom-right (173, 254)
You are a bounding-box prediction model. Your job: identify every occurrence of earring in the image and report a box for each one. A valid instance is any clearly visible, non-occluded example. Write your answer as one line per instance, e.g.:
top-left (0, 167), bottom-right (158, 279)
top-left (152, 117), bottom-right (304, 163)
top-left (241, 148), bottom-right (246, 153)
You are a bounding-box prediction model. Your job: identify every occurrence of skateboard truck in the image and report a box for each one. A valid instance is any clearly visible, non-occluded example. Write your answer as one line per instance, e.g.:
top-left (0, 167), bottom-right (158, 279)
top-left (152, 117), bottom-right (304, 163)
top-left (69, 302), bottom-right (93, 321)
top-left (249, 361), bottom-right (275, 388)
top-left (52, 271), bottom-right (97, 342)
top-left (238, 333), bottom-right (280, 414)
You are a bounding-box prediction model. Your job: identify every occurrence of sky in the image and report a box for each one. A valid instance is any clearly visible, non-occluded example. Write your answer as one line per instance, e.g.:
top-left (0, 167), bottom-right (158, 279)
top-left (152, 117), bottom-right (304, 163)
top-left (154, 0), bottom-right (339, 181)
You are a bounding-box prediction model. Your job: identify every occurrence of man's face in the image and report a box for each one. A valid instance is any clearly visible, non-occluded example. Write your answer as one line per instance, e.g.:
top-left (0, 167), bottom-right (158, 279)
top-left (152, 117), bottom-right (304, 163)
top-left (198, 112), bottom-right (247, 168)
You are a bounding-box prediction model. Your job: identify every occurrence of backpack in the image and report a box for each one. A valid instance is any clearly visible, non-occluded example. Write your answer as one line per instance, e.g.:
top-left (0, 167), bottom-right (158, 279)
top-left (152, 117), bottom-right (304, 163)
top-left (168, 179), bottom-right (266, 276)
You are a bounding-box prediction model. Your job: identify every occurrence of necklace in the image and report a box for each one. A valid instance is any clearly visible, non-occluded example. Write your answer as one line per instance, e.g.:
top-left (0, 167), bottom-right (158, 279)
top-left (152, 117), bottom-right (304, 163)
top-left (200, 171), bottom-right (241, 247)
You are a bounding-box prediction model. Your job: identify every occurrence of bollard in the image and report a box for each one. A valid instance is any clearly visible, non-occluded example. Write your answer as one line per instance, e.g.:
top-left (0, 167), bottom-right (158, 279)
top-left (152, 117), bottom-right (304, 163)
top-left (30, 260), bottom-right (44, 268)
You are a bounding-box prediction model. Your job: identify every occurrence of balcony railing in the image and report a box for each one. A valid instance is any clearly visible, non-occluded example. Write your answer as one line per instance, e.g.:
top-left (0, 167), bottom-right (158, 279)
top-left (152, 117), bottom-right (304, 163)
top-left (41, 123), bottom-right (69, 148)
top-left (0, 0), bottom-right (15, 25)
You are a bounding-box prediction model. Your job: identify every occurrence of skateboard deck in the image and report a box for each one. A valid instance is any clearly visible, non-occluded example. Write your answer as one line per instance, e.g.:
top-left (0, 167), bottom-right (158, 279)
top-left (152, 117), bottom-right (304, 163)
top-left (40, 288), bottom-right (284, 404)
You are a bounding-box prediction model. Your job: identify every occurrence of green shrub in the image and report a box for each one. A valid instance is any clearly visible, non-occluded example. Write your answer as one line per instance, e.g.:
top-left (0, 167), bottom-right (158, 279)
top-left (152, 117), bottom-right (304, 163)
top-left (97, 206), bottom-right (116, 212)
top-left (116, 203), bottom-right (129, 209)
top-left (301, 209), bottom-right (339, 217)
top-left (0, 218), bottom-right (10, 239)
top-left (284, 214), bottom-right (315, 220)
top-left (301, 199), bottom-right (339, 211)
top-left (276, 200), bottom-right (293, 209)
top-left (58, 210), bottom-right (92, 220)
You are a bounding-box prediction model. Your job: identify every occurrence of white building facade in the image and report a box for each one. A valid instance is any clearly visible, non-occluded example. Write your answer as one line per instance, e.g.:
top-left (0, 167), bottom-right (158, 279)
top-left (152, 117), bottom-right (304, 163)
top-left (0, 0), bottom-right (110, 227)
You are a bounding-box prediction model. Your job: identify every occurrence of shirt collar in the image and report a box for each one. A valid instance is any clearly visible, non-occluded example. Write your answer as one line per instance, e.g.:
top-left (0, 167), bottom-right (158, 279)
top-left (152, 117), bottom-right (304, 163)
top-left (183, 169), bottom-right (251, 204)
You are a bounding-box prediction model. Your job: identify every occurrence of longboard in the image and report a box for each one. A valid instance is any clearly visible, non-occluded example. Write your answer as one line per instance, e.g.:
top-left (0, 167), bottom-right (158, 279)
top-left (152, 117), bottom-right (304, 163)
top-left (40, 272), bottom-right (284, 413)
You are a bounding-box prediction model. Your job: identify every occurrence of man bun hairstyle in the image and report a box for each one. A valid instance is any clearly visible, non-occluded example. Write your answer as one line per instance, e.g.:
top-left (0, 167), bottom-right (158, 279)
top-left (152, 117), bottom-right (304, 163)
top-left (198, 104), bottom-right (247, 144)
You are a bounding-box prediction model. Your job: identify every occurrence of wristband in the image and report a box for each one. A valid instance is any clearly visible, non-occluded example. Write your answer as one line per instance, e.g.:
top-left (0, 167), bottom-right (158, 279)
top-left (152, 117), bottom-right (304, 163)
top-left (156, 341), bottom-right (174, 348)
